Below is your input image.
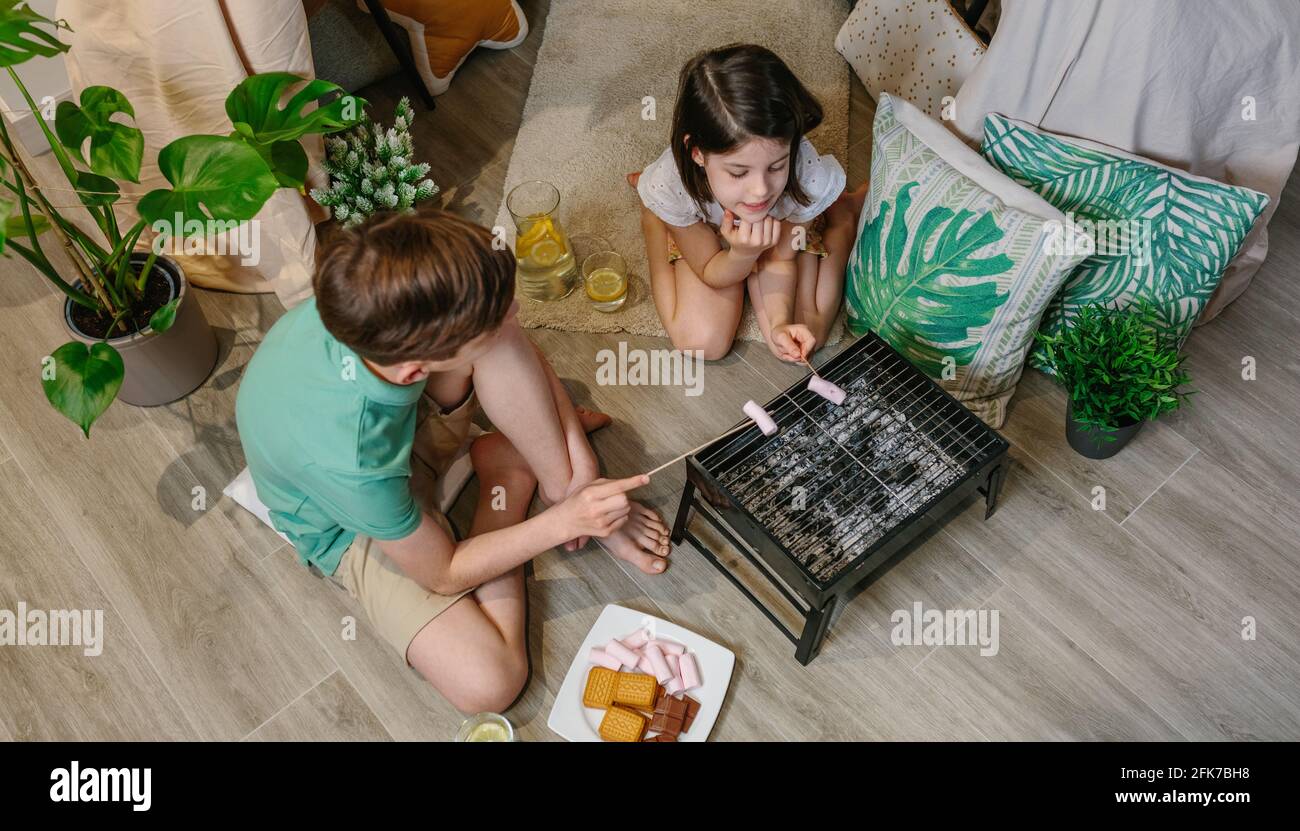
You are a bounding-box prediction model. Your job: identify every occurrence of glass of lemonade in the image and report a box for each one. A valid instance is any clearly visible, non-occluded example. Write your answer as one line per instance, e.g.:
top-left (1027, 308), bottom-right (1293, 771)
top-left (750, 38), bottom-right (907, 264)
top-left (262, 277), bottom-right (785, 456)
top-left (581, 250), bottom-right (629, 313)
top-left (455, 712), bottom-right (516, 742)
top-left (507, 180), bottom-right (577, 301)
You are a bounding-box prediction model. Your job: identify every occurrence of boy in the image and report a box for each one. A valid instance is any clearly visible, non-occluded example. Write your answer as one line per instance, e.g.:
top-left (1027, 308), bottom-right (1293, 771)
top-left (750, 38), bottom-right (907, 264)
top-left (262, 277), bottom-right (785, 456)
top-left (235, 209), bottom-right (670, 715)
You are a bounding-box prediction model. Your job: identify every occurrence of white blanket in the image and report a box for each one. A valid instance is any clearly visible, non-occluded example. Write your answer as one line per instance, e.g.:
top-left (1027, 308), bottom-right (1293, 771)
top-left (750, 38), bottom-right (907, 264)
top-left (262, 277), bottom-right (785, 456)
top-left (949, 0), bottom-right (1300, 323)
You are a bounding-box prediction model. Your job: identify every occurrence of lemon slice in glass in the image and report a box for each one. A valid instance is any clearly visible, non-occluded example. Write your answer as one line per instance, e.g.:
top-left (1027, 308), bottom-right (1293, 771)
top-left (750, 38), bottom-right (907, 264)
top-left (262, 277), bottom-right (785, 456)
top-left (585, 267), bottom-right (626, 302)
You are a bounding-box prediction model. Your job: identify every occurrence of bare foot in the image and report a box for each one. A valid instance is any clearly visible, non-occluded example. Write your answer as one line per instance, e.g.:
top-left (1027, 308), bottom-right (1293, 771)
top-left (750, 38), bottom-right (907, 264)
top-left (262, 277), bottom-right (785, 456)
top-left (598, 503), bottom-right (671, 574)
top-left (828, 181), bottom-right (868, 228)
top-left (626, 171), bottom-right (642, 189)
top-left (575, 405), bottom-right (612, 434)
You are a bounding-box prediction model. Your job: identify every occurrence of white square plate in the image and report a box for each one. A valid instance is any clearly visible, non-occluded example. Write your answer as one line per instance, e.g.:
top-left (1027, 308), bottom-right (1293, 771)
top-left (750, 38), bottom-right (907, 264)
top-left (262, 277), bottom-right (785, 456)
top-left (547, 604), bottom-right (736, 742)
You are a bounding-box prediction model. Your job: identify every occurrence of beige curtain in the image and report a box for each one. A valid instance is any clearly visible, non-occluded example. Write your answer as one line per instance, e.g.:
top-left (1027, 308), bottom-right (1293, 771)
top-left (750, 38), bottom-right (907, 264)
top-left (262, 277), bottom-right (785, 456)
top-left (57, 0), bottom-right (325, 308)
top-left (951, 0), bottom-right (1300, 323)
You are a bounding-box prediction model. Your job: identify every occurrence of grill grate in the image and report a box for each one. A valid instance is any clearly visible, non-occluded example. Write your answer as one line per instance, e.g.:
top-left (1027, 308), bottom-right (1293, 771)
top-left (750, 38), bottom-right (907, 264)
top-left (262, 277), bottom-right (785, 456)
top-left (699, 337), bottom-right (1002, 583)
top-left (673, 332), bottom-right (1010, 664)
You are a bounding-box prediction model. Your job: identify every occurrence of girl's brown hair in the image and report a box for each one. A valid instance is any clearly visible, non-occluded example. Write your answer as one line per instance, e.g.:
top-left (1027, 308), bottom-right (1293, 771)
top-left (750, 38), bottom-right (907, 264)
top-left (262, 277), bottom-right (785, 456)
top-left (670, 43), bottom-right (824, 212)
top-left (314, 208), bottom-right (516, 365)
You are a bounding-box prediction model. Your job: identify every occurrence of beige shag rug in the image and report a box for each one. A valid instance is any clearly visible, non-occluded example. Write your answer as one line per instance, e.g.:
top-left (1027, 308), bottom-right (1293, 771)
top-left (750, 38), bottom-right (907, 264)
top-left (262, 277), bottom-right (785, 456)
top-left (494, 0), bottom-right (850, 344)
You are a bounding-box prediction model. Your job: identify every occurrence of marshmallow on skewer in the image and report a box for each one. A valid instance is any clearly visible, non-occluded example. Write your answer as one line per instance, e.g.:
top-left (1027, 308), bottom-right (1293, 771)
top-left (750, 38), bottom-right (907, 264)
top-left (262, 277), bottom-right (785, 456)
top-left (807, 374), bottom-right (846, 405)
top-left (743, 400), bottom-right (779, 436)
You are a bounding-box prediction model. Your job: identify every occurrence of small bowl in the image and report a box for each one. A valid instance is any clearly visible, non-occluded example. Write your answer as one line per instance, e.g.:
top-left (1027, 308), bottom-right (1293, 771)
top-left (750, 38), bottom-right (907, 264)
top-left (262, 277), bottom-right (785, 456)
top-left (455, 712), bottom-right (516, 742)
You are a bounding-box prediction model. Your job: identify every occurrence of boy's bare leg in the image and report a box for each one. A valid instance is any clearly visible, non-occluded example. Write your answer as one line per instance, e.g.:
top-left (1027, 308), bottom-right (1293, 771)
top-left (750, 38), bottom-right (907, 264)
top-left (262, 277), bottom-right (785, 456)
top-left (405, 433), bottom-right (535, 714)
top-left (435, 326), bottom-right (671, 574)
top-left (466, 317), bottom-right (578, 506)
top-left (529, 339), bottom-right (672, 573)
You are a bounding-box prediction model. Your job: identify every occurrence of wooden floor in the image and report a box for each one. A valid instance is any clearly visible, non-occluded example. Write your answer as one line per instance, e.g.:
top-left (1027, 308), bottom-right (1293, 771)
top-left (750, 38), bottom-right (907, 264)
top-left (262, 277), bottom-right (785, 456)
top-left (2, 0), bottom-right (1299, 740)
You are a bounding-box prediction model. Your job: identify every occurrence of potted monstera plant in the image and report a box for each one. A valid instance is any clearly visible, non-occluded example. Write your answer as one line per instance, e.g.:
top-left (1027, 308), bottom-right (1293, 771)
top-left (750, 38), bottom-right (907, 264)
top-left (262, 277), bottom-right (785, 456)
top-left (0, 1), bottom-right (363, 436)
top-left (1034, 301), bottom-right (1193, 459)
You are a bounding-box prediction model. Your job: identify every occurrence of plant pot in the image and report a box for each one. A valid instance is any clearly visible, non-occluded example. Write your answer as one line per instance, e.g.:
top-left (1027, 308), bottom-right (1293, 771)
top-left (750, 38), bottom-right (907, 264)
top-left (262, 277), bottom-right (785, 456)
top-left (1065, 399), bottom-right (1144, 459)
top-left (63, 254), bottom-right (218, 407)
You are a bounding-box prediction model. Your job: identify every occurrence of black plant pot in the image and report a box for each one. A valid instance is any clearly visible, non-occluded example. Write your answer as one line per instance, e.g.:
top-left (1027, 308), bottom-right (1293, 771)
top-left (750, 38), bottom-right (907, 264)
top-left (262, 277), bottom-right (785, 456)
top-left (1065, 399), bottom-right (1143, 459)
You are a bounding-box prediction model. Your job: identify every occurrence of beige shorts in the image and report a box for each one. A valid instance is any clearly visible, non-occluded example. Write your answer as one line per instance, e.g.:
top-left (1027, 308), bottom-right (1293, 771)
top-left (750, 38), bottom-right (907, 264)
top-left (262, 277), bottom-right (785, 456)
top-left (326, 390), bottom-right (478, 664)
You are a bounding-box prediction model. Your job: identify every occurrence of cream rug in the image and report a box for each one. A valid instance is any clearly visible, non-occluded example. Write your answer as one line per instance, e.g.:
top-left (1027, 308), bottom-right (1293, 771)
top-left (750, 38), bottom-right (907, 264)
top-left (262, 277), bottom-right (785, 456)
top-left (494, 0), bottom-right (850, 344)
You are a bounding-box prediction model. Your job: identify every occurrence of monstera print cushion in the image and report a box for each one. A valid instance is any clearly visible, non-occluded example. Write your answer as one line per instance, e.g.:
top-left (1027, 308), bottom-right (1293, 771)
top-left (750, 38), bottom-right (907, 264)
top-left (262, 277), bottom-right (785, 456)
top-left (846, 94), bottom-right (1087, 428)
top-left (980, 114), bottom-right (1269, 370)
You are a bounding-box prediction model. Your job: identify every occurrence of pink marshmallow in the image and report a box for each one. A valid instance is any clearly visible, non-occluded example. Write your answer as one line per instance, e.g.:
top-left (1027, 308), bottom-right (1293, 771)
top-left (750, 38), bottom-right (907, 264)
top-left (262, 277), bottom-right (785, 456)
top-left (620, 628), bottom-right (650, 649)
top-left (649, 639), bottom-right (685, 655)
top-left (808, 374), bottom-right (846, 406)
top-left (588, 647), bottom-right (622, 671)
top-left (664, 677), bottom-right (684, 696)
top-left (644, 643), bottom-right (673, 684)
top-left (666, 653), bottom-right (680, 676)
top-left (604, 638), bottom-right (640, 668)
top-left (637, 654), bottom-right (655, 675)
top-left (678, 652), bottom-right (702, 691)
top-left (743, 400), bottom-right (778, 436)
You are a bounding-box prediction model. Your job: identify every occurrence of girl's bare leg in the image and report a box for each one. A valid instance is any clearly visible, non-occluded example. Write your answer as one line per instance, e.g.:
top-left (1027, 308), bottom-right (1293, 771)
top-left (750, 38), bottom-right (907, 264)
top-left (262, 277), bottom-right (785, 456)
top-left (641, 206), bottom-right (744, 361)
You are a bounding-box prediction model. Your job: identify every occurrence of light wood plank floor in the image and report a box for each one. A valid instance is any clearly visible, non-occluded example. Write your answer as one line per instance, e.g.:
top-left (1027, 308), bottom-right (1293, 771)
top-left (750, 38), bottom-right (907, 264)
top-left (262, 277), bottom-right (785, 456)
top-left (2, 0), bottom-right (1297, 740)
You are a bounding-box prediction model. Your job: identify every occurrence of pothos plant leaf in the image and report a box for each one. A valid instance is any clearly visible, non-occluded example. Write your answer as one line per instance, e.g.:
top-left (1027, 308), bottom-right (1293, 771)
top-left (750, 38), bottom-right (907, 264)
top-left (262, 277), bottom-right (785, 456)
top-left (148, 298), bottom-right (180, 334)
top-left (137, 134), bottom-right (279, 226)
top-left (42, 340), bottom-right (124, 438)
top-left (225, 72), bottom-right (365, 145)
top-left (0, 0), bottom-right (68, 67)
top-left (54, 86), bottom-right (145, 183)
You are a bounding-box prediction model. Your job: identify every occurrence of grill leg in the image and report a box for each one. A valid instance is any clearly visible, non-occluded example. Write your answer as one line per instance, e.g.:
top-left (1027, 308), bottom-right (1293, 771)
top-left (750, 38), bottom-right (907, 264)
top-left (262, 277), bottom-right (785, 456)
top-left (981, 462), bottom-right (1005, 520)
top-left (670, 481), bottom-right (696, 544)
top-left (795, 595), bottom-right (837, 665)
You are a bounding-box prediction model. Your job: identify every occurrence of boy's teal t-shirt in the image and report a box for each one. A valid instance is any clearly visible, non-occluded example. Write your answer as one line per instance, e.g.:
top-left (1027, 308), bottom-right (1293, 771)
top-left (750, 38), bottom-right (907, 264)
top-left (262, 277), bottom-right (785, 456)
top-left (235, 297), bottom-right (427, 575)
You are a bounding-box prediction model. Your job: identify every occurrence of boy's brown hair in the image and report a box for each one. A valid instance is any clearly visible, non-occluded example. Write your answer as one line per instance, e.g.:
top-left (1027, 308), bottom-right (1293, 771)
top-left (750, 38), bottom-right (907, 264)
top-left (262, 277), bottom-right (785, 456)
top-left (314, 208), bottom-right (516, 365)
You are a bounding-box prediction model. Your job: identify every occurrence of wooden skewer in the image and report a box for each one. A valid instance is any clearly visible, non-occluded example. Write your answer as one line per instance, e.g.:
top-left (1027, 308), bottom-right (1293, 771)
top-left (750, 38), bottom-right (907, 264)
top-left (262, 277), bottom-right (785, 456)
top-left (644, 420), bottom-right (754, 478)
top-left (643, 353), bottom-right (818, 480)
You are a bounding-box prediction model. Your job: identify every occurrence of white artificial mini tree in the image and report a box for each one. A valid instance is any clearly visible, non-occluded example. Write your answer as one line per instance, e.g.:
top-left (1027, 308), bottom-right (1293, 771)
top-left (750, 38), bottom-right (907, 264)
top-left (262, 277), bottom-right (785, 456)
top-left (310, 97), bottom-right (438, 226)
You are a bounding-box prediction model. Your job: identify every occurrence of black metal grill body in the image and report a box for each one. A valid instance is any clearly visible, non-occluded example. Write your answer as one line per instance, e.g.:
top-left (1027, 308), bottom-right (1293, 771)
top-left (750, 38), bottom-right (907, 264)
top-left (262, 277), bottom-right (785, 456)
top-left (670, 332), bottom-right (1010, 664)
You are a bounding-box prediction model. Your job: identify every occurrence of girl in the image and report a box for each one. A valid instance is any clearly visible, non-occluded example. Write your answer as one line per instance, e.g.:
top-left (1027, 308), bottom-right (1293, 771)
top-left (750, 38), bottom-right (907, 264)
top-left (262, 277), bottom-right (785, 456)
top-left (632, 43), bottom-right (863, 362)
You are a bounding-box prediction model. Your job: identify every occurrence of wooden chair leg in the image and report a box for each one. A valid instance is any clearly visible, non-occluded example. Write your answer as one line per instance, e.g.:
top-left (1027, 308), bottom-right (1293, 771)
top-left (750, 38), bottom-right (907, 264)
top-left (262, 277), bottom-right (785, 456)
top-left (360, 0), bottom-right (437, 109)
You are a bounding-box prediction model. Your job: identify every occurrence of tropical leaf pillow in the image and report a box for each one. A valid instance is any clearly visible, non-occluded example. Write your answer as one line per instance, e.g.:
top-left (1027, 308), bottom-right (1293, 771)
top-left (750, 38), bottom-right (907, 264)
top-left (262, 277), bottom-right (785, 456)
top-left (980, 114), bottom-right (1269, 371)
top-left (846, 94), bottom-right (1088, 428)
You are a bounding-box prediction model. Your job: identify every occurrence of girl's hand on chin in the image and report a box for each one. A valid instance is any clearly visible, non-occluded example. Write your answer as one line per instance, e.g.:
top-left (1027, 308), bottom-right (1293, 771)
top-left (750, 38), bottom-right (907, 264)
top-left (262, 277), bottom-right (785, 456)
top-left (721, 210), bottom-right (780, 258)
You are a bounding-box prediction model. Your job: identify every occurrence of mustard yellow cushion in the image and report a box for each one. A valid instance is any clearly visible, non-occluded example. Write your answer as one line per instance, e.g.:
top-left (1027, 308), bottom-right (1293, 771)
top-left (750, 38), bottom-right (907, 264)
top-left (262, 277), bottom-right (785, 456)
top-left (376, 0), bottom-right (527, 95)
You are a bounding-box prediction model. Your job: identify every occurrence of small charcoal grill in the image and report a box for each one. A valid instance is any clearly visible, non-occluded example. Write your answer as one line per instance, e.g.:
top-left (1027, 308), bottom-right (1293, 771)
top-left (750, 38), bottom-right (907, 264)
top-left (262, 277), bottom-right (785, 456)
top-left (670, 332), bottom-right (1010, 664)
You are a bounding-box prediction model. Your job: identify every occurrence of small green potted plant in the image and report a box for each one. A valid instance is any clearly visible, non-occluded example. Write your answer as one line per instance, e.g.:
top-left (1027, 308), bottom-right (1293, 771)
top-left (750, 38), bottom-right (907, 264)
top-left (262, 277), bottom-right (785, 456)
top-left (1034, 301), bottom-right (1192, 459)
top-left (0, 1), bottom-right (363, 436)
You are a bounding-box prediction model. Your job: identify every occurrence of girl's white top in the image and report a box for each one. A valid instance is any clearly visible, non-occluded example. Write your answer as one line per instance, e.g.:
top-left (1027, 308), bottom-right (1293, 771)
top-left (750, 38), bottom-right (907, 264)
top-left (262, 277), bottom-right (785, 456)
top-left (637, 136), bottom-right (846, 228)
